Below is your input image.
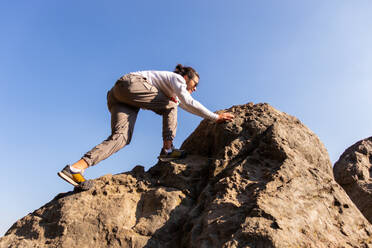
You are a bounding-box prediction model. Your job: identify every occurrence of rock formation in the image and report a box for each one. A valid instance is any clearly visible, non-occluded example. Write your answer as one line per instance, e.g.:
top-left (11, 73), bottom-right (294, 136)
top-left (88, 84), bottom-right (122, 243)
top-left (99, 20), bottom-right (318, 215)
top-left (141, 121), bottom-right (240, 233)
top-left (334, 137), bottom-right (372, 224)
top-left (1, 103), bottom-right (372, 248)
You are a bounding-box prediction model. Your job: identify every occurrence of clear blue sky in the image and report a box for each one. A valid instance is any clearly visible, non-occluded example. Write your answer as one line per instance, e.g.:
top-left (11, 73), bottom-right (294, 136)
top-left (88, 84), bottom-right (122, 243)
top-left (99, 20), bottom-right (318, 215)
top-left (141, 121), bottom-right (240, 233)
top-left (1, 1), bottom-right (371, 235)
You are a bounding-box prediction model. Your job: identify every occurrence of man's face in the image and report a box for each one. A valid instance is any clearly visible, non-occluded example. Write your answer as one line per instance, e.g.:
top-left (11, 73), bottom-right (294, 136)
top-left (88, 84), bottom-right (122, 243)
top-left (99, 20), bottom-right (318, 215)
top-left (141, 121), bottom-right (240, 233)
top-left (186, 76), bottom-right (199, 94)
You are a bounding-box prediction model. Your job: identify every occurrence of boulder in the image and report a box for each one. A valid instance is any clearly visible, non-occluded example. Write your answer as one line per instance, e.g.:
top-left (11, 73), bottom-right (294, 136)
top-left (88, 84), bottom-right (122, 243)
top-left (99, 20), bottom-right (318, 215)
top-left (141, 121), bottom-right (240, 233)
top-left (1, 103), bottom-right (371, 248)
top-left (334, 137), bottom-right (372, 224)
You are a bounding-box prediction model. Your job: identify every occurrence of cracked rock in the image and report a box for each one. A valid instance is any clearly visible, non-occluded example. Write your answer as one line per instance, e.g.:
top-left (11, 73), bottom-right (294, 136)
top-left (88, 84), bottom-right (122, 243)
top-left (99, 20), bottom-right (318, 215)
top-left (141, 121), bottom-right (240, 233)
top-left (1, 103), bottom-right (371, 248)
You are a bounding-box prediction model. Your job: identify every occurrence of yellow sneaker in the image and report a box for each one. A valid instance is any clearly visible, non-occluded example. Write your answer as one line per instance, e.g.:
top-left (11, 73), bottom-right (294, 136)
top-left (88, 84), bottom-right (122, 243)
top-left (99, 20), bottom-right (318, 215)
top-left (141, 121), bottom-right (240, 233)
top-left (158, 147), bottom-right (187, 161)
top-left (58, 165), bottom-right (86, 186)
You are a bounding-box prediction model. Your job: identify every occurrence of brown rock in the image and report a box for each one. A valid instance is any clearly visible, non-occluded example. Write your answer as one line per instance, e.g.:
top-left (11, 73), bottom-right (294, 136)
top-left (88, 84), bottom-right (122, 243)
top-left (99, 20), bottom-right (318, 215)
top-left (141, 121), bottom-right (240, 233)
top-left (334, 137), bottom-right (372, 224)
top-left (181, 103), bottom-right (372, 247)
top-left (1, 103), bottom-right (372, 248)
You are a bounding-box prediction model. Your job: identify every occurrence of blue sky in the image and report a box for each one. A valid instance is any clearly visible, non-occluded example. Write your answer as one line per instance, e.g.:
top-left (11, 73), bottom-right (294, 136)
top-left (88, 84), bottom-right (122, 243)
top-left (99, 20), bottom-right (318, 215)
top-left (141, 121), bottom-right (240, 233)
top-left (1, 1), bottom-right (371, 235)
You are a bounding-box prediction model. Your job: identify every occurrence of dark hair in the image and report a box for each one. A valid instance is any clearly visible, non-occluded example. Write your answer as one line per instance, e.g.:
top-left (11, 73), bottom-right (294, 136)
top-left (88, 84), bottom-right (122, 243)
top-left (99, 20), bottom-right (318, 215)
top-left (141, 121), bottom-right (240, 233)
top-left (174, 64), bottom-right (199, 80)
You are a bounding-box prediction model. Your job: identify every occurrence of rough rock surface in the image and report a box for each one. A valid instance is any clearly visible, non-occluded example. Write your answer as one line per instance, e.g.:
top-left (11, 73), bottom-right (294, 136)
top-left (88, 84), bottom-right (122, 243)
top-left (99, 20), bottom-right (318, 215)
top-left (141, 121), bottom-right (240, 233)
top-left (334, 137), bottom-right (372, 224)
top-left (1, 103), bottom-right (372, 248)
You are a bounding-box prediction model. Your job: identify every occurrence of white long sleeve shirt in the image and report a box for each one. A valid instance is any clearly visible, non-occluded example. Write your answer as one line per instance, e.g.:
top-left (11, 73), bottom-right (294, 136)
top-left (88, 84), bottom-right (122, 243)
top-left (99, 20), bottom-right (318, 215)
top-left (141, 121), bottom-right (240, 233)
top-left (131, 70), bottom-right (219, 121)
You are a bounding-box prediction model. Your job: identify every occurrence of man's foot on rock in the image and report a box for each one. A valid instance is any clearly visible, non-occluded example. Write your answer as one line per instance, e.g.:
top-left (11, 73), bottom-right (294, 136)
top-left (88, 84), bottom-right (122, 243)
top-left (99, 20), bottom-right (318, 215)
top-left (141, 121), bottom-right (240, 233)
top-left (58, 165), bottom-right (86, 187)
top-left (158, 147), bottom-right (187, 161)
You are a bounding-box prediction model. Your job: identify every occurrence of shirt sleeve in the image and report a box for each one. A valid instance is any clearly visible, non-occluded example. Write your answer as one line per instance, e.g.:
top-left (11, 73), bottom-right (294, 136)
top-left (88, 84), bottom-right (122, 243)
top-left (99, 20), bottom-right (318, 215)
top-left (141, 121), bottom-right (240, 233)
top-left (170, 75), bottom-right (219, 121)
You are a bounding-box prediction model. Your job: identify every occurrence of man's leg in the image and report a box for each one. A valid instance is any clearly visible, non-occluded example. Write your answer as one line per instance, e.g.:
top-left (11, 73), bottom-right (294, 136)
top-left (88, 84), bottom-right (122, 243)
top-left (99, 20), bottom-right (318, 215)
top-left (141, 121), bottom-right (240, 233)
top-left (161, 105), bottom-right (177, 149)
top-left (81, 103), bottom-right (139, 167)
top-left (59, 102), bottom-right (138, 187)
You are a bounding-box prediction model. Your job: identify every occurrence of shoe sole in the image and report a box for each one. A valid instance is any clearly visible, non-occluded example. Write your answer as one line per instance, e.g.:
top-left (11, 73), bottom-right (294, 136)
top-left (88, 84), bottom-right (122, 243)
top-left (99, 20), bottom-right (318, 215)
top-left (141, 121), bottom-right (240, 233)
top-left (58, 171), bottom-right (79, 187)
top-left (158, 157), bottom-right (177, 162)
top-left (157, 156), bottom-right (187, 162)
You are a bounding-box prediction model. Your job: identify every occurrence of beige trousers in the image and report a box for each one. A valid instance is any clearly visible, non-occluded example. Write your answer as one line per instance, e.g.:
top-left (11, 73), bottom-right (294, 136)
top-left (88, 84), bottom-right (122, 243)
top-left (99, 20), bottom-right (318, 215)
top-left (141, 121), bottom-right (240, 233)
top-left (82, 74), bottom-right (177, 167)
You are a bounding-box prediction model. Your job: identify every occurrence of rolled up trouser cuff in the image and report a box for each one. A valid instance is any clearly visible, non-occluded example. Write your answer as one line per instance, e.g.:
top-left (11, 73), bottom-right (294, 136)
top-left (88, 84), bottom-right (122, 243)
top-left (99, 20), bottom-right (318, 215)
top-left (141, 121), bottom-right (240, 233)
top-left (81, 156), bottom-right (93, 167)
top-left (163, 135), bottom-right (174, 142)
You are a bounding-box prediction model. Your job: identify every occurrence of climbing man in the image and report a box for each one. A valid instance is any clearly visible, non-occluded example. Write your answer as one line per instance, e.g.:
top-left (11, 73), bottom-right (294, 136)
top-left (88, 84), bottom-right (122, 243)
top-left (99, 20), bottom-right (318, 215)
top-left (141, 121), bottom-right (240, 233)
top-left (58, 64), bottom-right (234, 187)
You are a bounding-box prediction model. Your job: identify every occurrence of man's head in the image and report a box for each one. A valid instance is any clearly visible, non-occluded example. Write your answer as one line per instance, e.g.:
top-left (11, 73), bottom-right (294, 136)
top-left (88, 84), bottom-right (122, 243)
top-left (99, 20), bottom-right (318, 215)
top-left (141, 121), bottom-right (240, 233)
top-left (174, 64), bottom-right (199, 93)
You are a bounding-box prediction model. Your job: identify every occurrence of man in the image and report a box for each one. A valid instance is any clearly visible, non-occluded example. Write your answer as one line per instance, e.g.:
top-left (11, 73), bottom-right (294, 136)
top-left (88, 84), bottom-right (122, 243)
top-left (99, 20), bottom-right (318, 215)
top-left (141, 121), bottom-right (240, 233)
top-left (58, 64), bottom-right (234, 187)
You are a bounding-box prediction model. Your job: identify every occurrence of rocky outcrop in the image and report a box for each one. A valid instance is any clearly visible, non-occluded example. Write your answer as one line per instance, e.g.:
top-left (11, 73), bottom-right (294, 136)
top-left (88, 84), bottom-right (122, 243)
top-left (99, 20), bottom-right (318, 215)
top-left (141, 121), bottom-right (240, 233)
top-left (1, 103), bottom-right (372, 248)
top-left (334, 137), bottom-right (372, 224)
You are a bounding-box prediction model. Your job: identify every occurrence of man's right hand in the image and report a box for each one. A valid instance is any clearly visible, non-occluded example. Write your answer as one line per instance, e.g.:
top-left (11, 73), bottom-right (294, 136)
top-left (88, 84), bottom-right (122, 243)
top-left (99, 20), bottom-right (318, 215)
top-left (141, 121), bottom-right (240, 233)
top-left (216, 112), bottom-right (234, 123)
